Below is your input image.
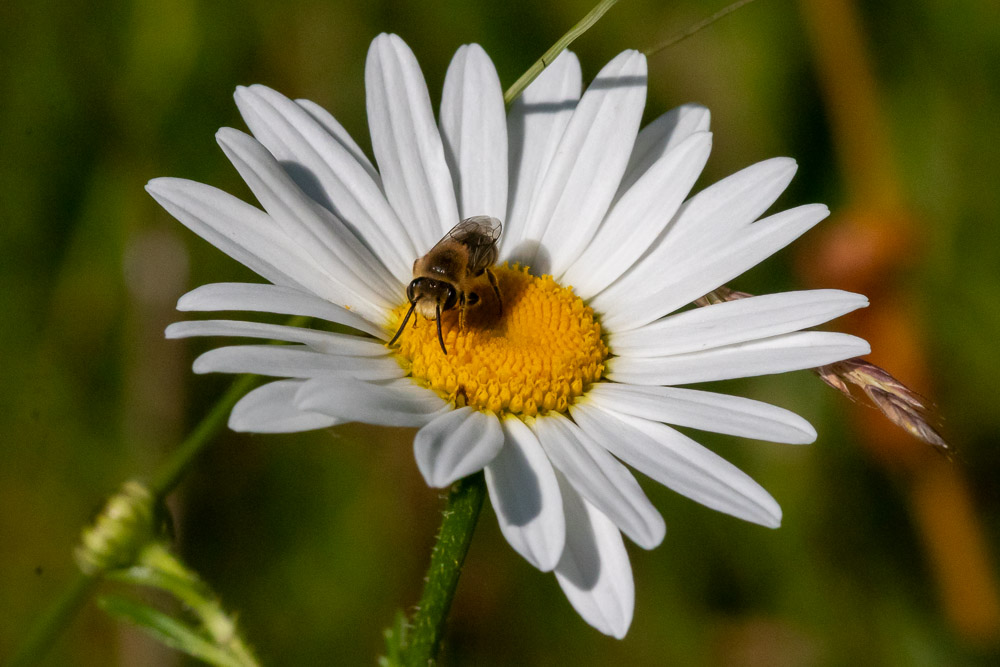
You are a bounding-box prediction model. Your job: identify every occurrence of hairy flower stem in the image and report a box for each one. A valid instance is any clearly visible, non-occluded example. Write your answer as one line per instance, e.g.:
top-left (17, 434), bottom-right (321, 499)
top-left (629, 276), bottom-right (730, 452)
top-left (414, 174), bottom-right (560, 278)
top-left (402, 473), bottom-right (487, 666)
top-left (393, 4), bottom-right (630, 659)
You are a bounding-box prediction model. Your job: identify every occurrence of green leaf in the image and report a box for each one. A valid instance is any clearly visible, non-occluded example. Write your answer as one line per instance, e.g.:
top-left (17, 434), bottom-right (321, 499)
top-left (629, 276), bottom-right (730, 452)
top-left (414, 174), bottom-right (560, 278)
top-left (107, 564), bottom-right (198, 592)
top-left (97, 595), bottom-right (242, 667)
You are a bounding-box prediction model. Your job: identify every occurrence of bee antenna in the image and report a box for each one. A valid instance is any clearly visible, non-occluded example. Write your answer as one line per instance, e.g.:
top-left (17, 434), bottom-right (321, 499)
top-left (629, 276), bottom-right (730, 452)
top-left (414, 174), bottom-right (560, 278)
top-left (387, 301), bottom-right (418, 348)
top-left (435, 302), bottom-right (448, 355)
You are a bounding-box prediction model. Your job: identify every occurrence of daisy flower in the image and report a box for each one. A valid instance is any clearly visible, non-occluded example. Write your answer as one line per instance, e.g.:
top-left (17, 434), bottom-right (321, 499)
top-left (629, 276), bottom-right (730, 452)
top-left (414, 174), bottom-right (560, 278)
top-left (149, 34), bottom-right (870, 637)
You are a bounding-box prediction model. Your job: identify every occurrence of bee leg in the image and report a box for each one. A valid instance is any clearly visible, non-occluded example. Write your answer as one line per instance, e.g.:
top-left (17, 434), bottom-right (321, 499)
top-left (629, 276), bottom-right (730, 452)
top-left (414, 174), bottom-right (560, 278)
top-left (486, 268), bottom-right (502, 315)
top-left (458, 292), bottom-right (481, 330)
top-left (435, 302), bottom-right (448, 355)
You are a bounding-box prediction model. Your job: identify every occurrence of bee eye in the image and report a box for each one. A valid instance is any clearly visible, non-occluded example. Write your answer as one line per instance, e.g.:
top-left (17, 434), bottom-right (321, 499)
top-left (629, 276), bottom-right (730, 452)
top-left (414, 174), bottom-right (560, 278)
top-left (406, 280), bottom-right (418, 302)
top-left (443, 285), bottom-right (458, 311)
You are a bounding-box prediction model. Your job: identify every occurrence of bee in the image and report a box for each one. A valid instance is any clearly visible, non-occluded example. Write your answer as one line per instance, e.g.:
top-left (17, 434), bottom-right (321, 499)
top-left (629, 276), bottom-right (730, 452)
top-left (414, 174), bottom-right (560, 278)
top-left (388, 215), bottom-right (503, 355)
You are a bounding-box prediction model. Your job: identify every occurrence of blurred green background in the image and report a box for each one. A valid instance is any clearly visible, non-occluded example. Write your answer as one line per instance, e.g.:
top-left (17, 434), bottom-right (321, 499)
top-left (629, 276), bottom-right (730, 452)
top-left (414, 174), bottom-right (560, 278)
top-left (3, 0), bottom-right (1000, 664)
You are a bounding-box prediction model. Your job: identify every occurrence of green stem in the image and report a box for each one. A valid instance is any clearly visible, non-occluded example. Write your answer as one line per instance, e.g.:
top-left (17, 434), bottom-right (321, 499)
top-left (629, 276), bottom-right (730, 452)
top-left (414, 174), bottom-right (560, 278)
top-left (13, 315), bottom-right (310, 666)
top-left (392, 3), bottom-right (625, 661)
top-left (643, 0), bottom-right (761, 57)
top-left (17, 0), bottom-right (624, 658)
top-left (402, 473), bottom-right (487, 666)
top-left (503, 0), bottom-right (620, 107)
top-left (12, 370), bottom-right (264, 666)
top-left (10, 573), bottom-right (100, 667)
top-left (149, 372), bottom-right (262, 497)
top-left (150, 316), bottom-right (308, 498)
top-left (134, 543), bottom-right (261, 666)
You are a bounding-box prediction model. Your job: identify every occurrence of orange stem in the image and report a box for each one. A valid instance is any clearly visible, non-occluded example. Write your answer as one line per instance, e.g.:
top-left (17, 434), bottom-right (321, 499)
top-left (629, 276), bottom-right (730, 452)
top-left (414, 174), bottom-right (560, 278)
top-left (797, 0), bottom-right (1000, 645)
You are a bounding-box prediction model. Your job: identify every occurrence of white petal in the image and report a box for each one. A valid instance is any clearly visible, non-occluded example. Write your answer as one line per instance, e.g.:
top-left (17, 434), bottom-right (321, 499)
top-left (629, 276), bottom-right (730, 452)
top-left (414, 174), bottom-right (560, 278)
top-left (594, 158), bottom-right (799, 320)
top-left (571, 403), bottom-right (782, 527)
top-left (366, 33), bottom-right (459, 252)
top-left (176, 282), bottom-right (386, 339)
top-left (485, 417), bottom-right (565, 572)
top-left (439, 44), bottom-right (507, 220)
top-left (596, 203), bottom-right (831, 331)
top-left (229, 380), bottom-right (341, 433)
top-left (295, 377), bottom-right (449, 427)
top-left (413, 407), bottom-right (503, 487)
top-left (606, 331), bottom-right (871, 385)
top-left (146, 178), bottom-right (336, 300)
top-left (554, 474), bottom-right (634, 639)
top-left (192, 344), bottom-right (406, 380)
top-left (527, 51), bottom-right (648, 276)
top-left (531, 413), bottom-right (664, 549)
top-left (166, 320), bottom-right (388, 356)
top-left (563, 131), bottom-right (712, 298)
top-left (664, 157), bottom-right (799, 249)
top-left (618, 103), bottom-right (711, 197)
top-left (235, 85), bottom-right (414, 283)
top-left (294, 97), bottom-right (381, 185)
top-left (585, 383), bottom-right (817, 444)
top-left (215, 127), bottom-right (396, 316)
top-left (502, 50), bottom-right (581, 261)
top-left (609, 289), bottom-right (869, 356)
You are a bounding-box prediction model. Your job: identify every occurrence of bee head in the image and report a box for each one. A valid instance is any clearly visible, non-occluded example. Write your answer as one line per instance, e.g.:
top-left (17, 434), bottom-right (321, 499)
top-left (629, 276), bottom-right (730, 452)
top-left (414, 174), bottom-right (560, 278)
top-left (408, 278), bottom-right (457, 319)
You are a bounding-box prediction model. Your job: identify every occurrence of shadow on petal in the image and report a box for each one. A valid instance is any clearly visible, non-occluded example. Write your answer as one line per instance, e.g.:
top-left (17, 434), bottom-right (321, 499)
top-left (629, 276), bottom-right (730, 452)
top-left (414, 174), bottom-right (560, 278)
top-left (280, 160), bottom-right (333, 213)
top-left (490, 441), bottom-right (543, 528)
top-left (507, 240), bottom-right (551, 275)
top-left (557, 476), bottom-right (601, 590)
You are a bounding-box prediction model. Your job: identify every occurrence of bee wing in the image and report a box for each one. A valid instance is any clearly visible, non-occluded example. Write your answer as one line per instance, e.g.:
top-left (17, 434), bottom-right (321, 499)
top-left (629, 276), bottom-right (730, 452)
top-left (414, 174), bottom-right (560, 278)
top-left (438, 216), bottom-right (502, 275)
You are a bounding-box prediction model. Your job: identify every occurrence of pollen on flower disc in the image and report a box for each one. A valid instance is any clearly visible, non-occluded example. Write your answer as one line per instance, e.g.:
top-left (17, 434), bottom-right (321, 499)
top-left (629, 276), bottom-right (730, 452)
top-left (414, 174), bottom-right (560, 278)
top-left (391, 264), bottom-right (608, 417)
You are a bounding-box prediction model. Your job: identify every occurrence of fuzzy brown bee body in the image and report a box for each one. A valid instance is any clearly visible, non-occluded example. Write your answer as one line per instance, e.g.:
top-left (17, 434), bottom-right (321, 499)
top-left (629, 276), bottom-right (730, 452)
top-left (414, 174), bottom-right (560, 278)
top-left (389, 215), bottom-right (503, 354)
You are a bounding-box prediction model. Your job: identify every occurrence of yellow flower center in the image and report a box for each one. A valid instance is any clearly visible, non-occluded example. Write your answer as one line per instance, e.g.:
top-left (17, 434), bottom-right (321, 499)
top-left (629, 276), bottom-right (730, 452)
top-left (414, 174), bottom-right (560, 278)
top-left (391, 264), bottom-right (608, 417)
